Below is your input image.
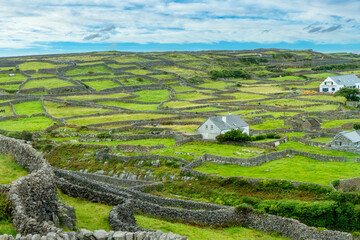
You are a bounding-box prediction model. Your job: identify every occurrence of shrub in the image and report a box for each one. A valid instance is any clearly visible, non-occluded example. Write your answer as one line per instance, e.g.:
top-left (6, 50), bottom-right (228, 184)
top-left (0, 193), bottom-right (11, 222)
top-left (97, 132), bottom-right (111, 139)
top-left (210, 69), bottom-right (251, 80)
top-left (220, 129), bottom-right (251, 142)
top-left (354, 124), bottom-right (360, 130)
top-left (266, 133), bottom-right (281, 139)
top-left (235, 203), bottom-right (254, 212)
top-left (332, 179), bottom-right (340, 188)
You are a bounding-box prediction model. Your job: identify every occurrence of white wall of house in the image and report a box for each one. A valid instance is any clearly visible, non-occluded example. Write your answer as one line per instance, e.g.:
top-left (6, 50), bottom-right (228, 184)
top-left (319, 77), bottom-right (341, 93)
top-left (197, 119), bottom-right (222, 140)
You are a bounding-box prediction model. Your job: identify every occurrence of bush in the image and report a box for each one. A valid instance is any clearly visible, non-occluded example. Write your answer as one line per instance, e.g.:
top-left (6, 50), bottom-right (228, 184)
top-left (354, 124), bottom-right (360, 130)
top-left (0, 193), bottom-right (11, 222)
top-left (210, 69), bottom-right (251, 80)
top-left (97, 132), bottom-right (111, 139)
top-left (312, 63), bottom-right (359, 71)
top-left (332, 179), bottom-right (340, 188)
top-left (266, 133), bottom-right (281, 139)
top-left (218, 129), bottom-right (251, 142)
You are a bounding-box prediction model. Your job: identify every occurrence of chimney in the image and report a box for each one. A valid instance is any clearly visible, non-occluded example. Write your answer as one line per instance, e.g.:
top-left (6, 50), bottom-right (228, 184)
top-left (222, 116), bottom-right (226, 123)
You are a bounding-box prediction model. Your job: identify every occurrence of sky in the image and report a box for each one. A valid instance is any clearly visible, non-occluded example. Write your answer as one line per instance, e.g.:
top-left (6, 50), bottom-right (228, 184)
top-left (1, 0), bottom-right (360, 57)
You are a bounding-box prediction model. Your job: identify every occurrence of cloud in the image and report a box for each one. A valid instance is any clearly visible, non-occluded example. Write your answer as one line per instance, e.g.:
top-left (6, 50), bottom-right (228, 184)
top-left (308, 27), bottom-right (322, 33)
top-left (0, 0), bottom-right (360, 50)
top-left (321, 25), bottom-right (342, 32)
top-left (83, 33), bottom-right (101, 40)
top-left (100, 25), bottom-right (116, 32)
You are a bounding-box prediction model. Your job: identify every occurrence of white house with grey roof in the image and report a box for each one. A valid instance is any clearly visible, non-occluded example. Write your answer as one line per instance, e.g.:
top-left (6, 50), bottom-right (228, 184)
top-left (197, 114), bottom-right (249, 140)
top-left (319, 74), bottom-right (360, 93)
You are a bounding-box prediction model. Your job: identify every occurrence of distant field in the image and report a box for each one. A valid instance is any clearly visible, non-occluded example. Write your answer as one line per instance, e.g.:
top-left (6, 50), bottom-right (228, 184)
top-left (0, 116), bottom-right (57, 131)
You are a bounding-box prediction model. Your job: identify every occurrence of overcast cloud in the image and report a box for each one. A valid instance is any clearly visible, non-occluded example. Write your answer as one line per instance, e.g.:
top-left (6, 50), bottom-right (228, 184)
top-left (0, 0), bottom-right (359, 50)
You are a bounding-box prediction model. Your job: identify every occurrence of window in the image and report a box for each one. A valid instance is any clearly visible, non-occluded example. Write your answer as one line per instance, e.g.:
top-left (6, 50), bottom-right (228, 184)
top-left (211, 125), bottom-right (213, 130)
top-left (205, 125), bottom-right (208, 130)
top-left (332, 88), bottom-right (335, 91)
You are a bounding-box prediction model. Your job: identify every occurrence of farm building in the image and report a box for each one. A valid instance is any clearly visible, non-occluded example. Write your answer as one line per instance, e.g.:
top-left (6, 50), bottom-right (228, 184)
top-left (331, 130), bottom-right (360, 153)
top-left (319, 74), bottom-right (360, 93)
top-left (197, 114), bottom-right (249, 140)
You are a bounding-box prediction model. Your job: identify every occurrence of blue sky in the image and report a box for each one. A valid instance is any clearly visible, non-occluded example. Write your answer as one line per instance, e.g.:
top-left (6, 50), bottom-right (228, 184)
top-left (1, 0), bottom-right (360, 57)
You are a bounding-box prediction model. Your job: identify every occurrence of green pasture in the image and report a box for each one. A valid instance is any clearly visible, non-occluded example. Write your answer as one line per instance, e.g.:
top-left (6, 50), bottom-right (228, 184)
top-left (133, 89), bottom-right (170, 102)
top-left (21, 78), bottom-right (76, 89)
top-left (49, 55), bottom-right (105, 61)
top-left (151, 74), bottom-right (176, 80)
top-left (338, 70), bottom-right (360, 75)
top-left (124, 68), bottom-right (153, 75)
top-left (299, 95), bottom-right (346, 102)
top-left (57, 92), bottom-right (131, 101)
top-left (241, 85), bottom-right (288, 94)
top-left (18, 62), bottom-right (66, 71)
top-left (98, 101), bottom-right (159, 110)
top-left (0, 116), bottom-right (57, 132)
top-left (161, 53), bottom-right (201, 61)
top-left (66, 66), bottom-right (113, 75)
top-left (198, 80), bottom-right (236, 90)
top-left (321, 119), bottom-right (360, 128)
top-left (0, 67), bottom-right (16, 71)
top-left (0, 154), bottom-right (28, 184)
top-left (171, 85), bottom-right (197, 92)
top-left (69, 75), bottom-right (113, 80)
top-left (283, 132), bottom-right (307, 140)
top-left (121, 77), bottom-right (154, 86)
top-left (29, 73), bottom-right (56, 78)
top-left (310, 137), bottom-right (332, 143)
top-left (247, 98), bottom-right (317, 107)
top-left (282, 67), bottom-right (312, 72)
top-left (0, 106), bottom-right (14, 117)
top-left (111, 55), bottom-right (155, 63)
top-left (251, 120), bottom-right (290, 130)
top-left (185, 106), bottom-right (222, 112)
top-left (82, 80), bottom-right (120, 91)
top-left (0, 73), bottom-right (27, 83)
top-left (267, 76), bottom-right (306, 81)
top-left (0, 84), bottom-right (19, 90)
top-left (301, 104), bottom-right (338, 112)
top-left (77, 62), bottom-right (104, 66)
top-left (162, 101), bottom-right (205, 109)
top-left (286, 81), bottom-right (322, 89)
top-left (44, 101), bottom-right (110, 118)
top-left (176, 92), bottom-right (213, 101)
top-left (277, 141), bottom-right (360, 159)
top-left (305, 73), bottom-right (336, 79)
top-left (13, 101), bottom-right (44, 116)
top-left (66, 113), bottom-right (176, 126)
top-left (196, 155), bottom-right (360, 185)
top-left (147, 124), bottom-right (198, 133)
top-left (153, 65), bottom-right (208, 78)
top-left (83, 138), bottom-right (175, 147)
top-left (151, 141), bottom-right (268, 161)
top-left (216, 92), bottom-right (267, 102)
top-left (107, 64), bottom-right (137, 68)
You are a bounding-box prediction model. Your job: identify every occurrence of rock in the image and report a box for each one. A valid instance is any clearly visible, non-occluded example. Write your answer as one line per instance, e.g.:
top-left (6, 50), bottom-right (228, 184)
top-left (46, 233), bottom-right (56, 240)
top-left (0, 234), bottom-right (8, 240)
top-left (112, 232), bottom-right (126, 240)
top-left (125, 233), bottom-right (133, 240)
top-left (93, 230), bottom-right (107, 240)
top-left (31, 235), bottom-right (41, 240)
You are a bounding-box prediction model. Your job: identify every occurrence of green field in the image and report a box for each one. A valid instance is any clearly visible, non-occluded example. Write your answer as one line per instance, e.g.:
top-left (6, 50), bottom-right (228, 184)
top-left (66, 66), bottom-right (113, 75)
top-left (83, 80), bottom-right (120, 91)
top-left (14, 101), bottom-right (44, 116)
top-left (44, 101), bottom-right (110, 118)
top-left (0, 154), bottom-right (28, 184)
top-left (0, 116), bottom-right (57, 131)
top-left (196, 155), bottom-right (360, 185)
top-left (98, 101), bottom-right (159, 110)
top-left (22, 78), bottom-right (76, 89)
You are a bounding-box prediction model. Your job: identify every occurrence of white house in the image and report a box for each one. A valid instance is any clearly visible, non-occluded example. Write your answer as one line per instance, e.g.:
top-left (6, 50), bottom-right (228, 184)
top-left (319, 74), bottom-right (360, 93)
top-left (197, 114), bottom-right (249, 140)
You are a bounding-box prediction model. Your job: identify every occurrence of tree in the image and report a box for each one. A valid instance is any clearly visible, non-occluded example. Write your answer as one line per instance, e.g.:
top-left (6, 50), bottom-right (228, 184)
top-left (334, 87), bottom-right (360, 101)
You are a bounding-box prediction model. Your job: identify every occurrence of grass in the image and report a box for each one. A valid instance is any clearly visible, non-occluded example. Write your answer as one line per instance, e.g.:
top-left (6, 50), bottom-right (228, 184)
top-left (83, 138), bottom-right (175, 147)
top-left (0, 73), bottom-right (27, 83)
top-left (151, 141), bottom-right (268, 161)
top-left (22, 78), bottom-right (76, 89)
top-left (277, 141), bottom-right (360, 159)
top-left (161, 53), bottom-right (201, 61)
top-left (136, 214), bottom-right (288, 240)
top-left (321, 119), bottom-right (360, 128)
top-left (58, 189), bottom-right (112, 231)
top-left (0, 106), bottom-right (14, 117)
top-left (195, 155), bottom-right (360, 185)
top-left (121, 77), bottom-right (154, 86)
top-left (301, 104), bottom-right (338, 112)
top-left (185, 106), bottom-right (222, 112)
top-left (171, 85), bottom-right (197, 92)
top-left (124, 68), bottom-right (154, 75)
top-left (0, 222), bottom-right (17, 235)
top-left (148, 124), bottom-right (199, 133)
top-left (82, 80), bottom-right (120, 91)
top-left (0, 116), bottom-right (57, 132)
top-left (310, 137), bottom-right (332, 143)
top-left (283, 132), bottom-right (307, 140)
top-left (241, 85), bottom-right (288, 94)
top-left (107, 64), bottom-right (137, 68)
top-left (151, 74), bottom-right (176, 80)
top-left (176, 92), bottom-right (213, 101)
top-left (248, 98), bottom-right (314, 107)
top-left (18, 62), bottom-right (66, 71)
top-left (133, 89), bottom-right (170, 102)
top-left (44, 101), bottom-right (110, 118)
top-left (305, 73), bottom-right (336, 79)
top-left (13, 101), bottom-right (44, 116)
top-left (98, 101), bottom-right (159, 110)
top-left (251, 120), bottom-right (290, 130)
top-left (70, 75), bottom-right (113, 80)
top-left (163, 101), bottom-right (205, 109)
top-left (57, 92), bottom-right (131, 101)
top-left (198, 80), bottom-right (235, 90)
top-left (66, 66), bottom-right (113, 75)
top-left (66, 113), bottom-right (176, 126)
top-left (267, 76), bottom-right (306, 81)
top-left (299, 95), bottom-right (346, 102)
top-left (286, 81), bottom-right (322, 89)
top-left (282, 67), bottom-right (312, 72)
top-left (111, 55), bottom-right (155, 63)
top-left (0, 84), bottom-right (19, 90)
top-left (0, 154), bottom-right (28, 184)
top-left (153, 65), bottom-right (208, 78)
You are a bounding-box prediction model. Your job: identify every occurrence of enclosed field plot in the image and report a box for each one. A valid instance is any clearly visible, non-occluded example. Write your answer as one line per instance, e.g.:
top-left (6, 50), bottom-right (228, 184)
top-left (18, 61), bottom-right (67, 72)
top-left (13, 101), bottom-right (44, 116)
top-left (240, 85), bottom-right (289, 94)
top-left (0, 84), bottom-right (20, 91)
top-left (0, 116), bottom-right (57, 132)
top-left (195, 155), bottom-right (360, 185)
top-left (110, 55), bottom-right (156, 63)
top-left (82, 80), bottom-right (121, 91)
top-left (66, 66), bottom-right (113, 75)
top-left (120, 77), bottom-right (154, 86)
top-left (176, 92), bottom-right (214, 101)
top-left (150, 74), bottom-right (176, 80)
top-left (152, 65), bottom-right (208, 78)
top-left (98, 101), bottom-right (159, 111)
top-left (0, 73), bottom-right (27, 83)
top-left (162, 101), bottom-right (206, 109)
top-left (0, 105), bottom-right (14, 117)
top-left (21, 78), bottom-right (77, 89)
top-left (267, 76), bottom-right (307, 81)
top-left (44, 101), bottom-right (111, 118)
top-left (124, 68), bottom-right (154, 75)
top-left (0, 154), bottom-right (28, 185)
top-left (66, 113), bottom-right (177, 126)
top-left (132, 89), bottom-right (170, 102)
top-left (57, 92), bottom-right (132, 101)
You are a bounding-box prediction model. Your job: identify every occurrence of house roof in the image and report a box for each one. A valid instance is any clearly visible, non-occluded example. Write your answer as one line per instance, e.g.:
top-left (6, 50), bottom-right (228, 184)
top-left (208, 114), bottom-right (248, 130)
top-left (339, 130), bottom-right (360, 143)
top-left (328, 74), bottom-right (360, 87)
